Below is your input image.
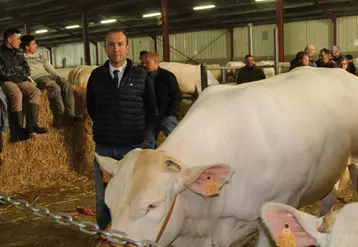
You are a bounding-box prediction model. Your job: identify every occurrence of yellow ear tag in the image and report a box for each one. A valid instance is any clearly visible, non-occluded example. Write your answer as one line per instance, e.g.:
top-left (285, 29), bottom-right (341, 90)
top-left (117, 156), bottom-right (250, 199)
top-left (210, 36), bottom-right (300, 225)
top-left (277, 223), bottom-right (296, 247)
top-left (205, 176), bottom-right (219, 197)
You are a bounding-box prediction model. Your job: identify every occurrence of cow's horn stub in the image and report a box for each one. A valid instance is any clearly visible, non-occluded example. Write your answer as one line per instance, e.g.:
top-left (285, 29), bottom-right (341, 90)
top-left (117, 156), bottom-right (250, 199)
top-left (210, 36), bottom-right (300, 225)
top-left (317, 209), bottom-right (340, 233)
top-left (164, 156), bottom-right (181, 172)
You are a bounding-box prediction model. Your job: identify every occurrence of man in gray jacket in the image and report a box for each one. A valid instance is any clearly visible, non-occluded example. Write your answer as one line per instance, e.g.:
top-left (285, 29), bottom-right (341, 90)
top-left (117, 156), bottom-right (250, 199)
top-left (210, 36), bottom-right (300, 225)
top-left (21, 34), bottom-right (82, 128)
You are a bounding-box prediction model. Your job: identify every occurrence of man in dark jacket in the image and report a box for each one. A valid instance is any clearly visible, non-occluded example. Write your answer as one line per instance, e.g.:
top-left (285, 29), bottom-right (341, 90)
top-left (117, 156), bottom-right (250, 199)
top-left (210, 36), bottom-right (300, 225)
top-left (237, 54), bottom-right (266, 84)
top-left (0, 29), bottom-right (47, 143)
top-left (86, 28), bottom-right (158, 230)
top-left (317, 48), bottom-right (338, 68)
top-left (345, 54), bottom-right (356, 75)
top-left (144, 51), bottom-right (181, 148)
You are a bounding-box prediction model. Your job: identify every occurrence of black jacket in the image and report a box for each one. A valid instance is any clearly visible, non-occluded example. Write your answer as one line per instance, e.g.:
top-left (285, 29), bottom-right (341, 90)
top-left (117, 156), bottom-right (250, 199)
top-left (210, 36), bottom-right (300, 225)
top-left (150, 67), bottom-right (181, 119)
top-left (237, 65), bottom-right (266, 84)
top-left (86, 59), bottom-right (158, 147)
top-left (0, 44), bottom-right (30, 84)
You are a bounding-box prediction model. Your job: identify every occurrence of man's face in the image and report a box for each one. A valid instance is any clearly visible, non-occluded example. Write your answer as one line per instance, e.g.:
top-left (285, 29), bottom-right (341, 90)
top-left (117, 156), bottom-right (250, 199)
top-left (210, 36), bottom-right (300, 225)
top-left (140, 54), bottom-right (147, 64)
top-left (246, 56), bottom-right (255, 67)
top-left (105, 32), bottom-right (129, 66)
top-left (145, 56), bottom-right (159, 72)
top-left (302, 55), bottom-right (310, 66)
top-left (332, 49), bottom-right (339, 57)
top-left (27, 40), bottom-right (38, 53)
top-left (8, 33), bottom-right (21, 49)
top-left (308, 46), bottom-right (315, 57)
top-left (340, 60), bottom-right (348, 70)
top-left (319, 51), bottom-right (330, 63)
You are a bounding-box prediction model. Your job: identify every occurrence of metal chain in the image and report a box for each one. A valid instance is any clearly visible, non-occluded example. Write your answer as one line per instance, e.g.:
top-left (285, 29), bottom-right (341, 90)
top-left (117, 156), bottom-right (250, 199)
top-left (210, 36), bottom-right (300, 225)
top-left (0, 193), bottom-right (161, 247)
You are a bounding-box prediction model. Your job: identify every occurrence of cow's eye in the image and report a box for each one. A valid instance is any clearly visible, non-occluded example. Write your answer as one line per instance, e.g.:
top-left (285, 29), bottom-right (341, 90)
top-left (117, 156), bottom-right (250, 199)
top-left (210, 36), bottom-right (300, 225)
top-left (146, 203), bottom-right (159, 214)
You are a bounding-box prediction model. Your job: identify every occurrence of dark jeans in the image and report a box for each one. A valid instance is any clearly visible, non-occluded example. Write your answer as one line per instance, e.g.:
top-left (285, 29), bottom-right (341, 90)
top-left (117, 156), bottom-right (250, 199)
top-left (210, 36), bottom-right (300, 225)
top-left (94, 143), bottom-right (140, 230)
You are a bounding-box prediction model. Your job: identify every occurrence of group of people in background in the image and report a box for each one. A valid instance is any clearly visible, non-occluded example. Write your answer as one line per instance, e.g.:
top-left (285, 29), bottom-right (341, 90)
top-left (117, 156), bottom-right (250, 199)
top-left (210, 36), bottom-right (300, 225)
top-left (290, 44), bottom-right (356, 74)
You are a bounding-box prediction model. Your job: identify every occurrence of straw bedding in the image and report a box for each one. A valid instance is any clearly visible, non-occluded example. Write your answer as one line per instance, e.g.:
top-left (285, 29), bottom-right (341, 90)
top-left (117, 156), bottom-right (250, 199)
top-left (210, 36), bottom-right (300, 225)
top-left (0, 86), bottom-right (95, 194)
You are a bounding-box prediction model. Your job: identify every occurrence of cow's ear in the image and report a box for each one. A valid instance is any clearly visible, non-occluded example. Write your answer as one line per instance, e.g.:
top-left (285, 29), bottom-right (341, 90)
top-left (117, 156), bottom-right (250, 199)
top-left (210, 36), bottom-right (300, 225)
top-left (95, 153), bottom-right (121, 176)
top-left (181, 164), bottom-right (232, 197)
top-left (261, 202), bottom-right (320, 246)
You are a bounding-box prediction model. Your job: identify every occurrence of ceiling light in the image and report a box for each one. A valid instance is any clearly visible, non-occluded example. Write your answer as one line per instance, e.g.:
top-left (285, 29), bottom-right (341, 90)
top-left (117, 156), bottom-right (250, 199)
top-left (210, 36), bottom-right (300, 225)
top-left (193, 4), bottom-right (215, 10)
top-left (66, 24), bottom-right (80, 29)
top-left (35, 29), bottom-right (48, 34)
top-left (143, 12), bottom-right (161, 18)
top-left (100, 19), bottom-right (117, 24)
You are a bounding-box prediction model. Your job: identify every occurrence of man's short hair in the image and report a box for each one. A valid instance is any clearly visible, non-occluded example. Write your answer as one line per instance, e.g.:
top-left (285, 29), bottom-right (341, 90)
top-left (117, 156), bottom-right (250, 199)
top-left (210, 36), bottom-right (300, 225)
top-left (20, 34), bottom-right (35, 50)
top-left (140, 50), bottom-right (148, 57)
top-left (146, 51), bottom-right (159, 58)
top-left (104, 28), bottom-right (128, 45)
top-left (320, 48), bottom-right (331, 55)
top-left (332, 45), bottom-right (340, 51)
top-left (345, 54), bottom-right (353, 60)
top-left (3, 28), bottom-right (21, 42)
top-left (245, 54), bottom-right (253, 60)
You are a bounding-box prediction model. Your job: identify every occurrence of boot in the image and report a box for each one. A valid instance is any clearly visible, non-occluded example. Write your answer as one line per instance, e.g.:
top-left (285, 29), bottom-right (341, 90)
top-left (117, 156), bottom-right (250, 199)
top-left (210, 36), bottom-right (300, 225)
top-left (10, 111), bottom-right (30, 143)
top-left (52, 114), bottom-right (65, 129)
top-left (25, 104), bottom-right (48, 135)
top-left (65, 114), bottom-right (83, 126)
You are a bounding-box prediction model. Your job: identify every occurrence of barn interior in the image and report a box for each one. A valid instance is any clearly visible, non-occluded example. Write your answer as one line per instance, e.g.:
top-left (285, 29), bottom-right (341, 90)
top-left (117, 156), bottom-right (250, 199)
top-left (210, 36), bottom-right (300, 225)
top-left (0, 0), bottom-right (357, 246)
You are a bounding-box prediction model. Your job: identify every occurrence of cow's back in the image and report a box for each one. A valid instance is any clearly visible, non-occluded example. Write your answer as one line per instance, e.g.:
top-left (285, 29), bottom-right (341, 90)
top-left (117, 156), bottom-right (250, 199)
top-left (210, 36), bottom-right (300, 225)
top-left (159, 67), bottom-right (358, 219)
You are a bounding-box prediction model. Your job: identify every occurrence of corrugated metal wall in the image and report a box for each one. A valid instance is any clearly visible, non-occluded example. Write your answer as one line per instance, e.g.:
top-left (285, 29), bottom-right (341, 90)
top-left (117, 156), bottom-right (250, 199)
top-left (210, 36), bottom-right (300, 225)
top-left (337, 16), bottom-right (358, 52)
top-left (51, 15), bottom-right (356, 67)
top-left (54, 42), bottom-right (97, 68)
top-left (156, 29), bottom-right (229, 63)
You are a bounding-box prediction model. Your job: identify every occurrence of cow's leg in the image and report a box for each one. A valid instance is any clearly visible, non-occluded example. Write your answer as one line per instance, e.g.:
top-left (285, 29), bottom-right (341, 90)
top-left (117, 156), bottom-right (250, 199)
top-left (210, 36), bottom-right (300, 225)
top-left (319, 188), bottom-right (336, 217)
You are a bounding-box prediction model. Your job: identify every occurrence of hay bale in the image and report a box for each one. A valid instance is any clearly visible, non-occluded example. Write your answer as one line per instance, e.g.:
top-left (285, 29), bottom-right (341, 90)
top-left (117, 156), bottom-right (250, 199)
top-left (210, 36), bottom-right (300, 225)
top-left (0, 86), bottom-right (95, 194)
top-left (68, 66), bottom-right (97, 88)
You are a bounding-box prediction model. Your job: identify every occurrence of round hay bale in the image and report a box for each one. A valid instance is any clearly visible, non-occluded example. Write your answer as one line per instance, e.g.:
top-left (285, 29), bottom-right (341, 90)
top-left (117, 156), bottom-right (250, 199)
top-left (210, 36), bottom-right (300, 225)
top-left (68, 66), bottom-right (97, 88)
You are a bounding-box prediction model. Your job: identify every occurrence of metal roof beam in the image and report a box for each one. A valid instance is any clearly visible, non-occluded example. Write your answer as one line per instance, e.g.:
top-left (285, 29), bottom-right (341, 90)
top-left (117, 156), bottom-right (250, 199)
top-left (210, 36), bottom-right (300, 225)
top-left (310, 0), bottom-right (337, 21)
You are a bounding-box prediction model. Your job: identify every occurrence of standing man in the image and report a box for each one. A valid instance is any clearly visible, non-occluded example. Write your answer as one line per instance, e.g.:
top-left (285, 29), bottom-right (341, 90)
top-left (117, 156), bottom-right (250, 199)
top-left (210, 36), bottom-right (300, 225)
top-left (86, 28), bottom-right (158, 230)
top-left (138, 50), bottom-right (148, 68)
top-left (0, 29), bottom-right (47, 143)
top-left (144, 51), bottom-right (181, 148)
top-left (237, 54), bottom-right (266, 84)
top-left (21, 34), bottom-right (82, 128)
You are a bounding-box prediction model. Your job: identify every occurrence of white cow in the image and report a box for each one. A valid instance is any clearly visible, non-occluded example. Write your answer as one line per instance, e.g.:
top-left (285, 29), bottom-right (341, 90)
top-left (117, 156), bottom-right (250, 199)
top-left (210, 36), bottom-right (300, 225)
top-left (261, 201), bottom-right (358, 247)
top-left (96, 67), bottom-right (358, 247)
top-left (159, 62), bottom-right (219, 95)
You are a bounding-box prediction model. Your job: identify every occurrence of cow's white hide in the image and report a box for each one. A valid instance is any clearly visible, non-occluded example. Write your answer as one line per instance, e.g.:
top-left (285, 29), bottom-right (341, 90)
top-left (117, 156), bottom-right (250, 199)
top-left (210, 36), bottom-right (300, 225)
top-left (97, 66), bottom-right (358, 247)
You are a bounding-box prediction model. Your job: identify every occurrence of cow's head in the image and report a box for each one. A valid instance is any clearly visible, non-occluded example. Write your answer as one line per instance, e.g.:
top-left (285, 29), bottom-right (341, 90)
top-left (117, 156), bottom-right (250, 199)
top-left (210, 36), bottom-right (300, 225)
top-left (95, 148), bottom-right (232, 246)
top-left (261, 201), bottom-right (358, 247)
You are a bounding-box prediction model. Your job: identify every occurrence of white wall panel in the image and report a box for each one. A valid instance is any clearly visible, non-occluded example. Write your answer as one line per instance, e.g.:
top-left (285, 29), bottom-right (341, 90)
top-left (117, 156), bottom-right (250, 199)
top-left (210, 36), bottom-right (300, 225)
top-left (284, 21), bottom-right (307, 55)
top-left (306, 19), bottom-right (333, 52)
top-left (54, 42), bottom-right (98, 68)
top-left (337, 16), bottom-right (358, 52)
top-left (233, 26), bottom-right (249, 59)
top-left (37, 46), bottom-right (50, 61)
top-left (156, 29), bottom-right (229, 62)
top-left (253, 24), bottom-right (276, 58)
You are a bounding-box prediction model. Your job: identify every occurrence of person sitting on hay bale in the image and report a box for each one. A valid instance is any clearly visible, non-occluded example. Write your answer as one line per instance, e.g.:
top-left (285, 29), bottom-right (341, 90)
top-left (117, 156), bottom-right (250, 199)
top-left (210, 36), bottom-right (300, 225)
top-left (0, 29), bottom-right (47, 143)
top-left (0, 86), bottom-right (8, 165)
top-left (21, 34), bottom-right (83, 128)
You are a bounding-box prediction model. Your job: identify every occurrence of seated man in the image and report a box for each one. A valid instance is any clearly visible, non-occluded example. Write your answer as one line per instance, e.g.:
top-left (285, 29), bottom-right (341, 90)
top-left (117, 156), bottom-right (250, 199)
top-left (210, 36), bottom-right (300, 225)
top-left (0, 29), bottom-right (47, 142)
top-left (237, 54), bottom-right (266, 84)
top-left (144, 51), bottom-right (181, 148)
top-left (21, 35), bottom-right (82, 128)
